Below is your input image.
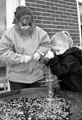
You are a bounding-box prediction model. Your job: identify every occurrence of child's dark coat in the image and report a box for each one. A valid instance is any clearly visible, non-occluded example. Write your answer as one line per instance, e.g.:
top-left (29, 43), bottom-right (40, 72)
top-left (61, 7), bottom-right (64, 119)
top-left (46, 47), bottom-right (82, 92)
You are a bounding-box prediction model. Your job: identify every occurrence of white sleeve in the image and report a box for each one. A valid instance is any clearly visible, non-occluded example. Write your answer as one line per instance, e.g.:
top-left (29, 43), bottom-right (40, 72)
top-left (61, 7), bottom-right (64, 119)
top-left (0, 32), bottom-right (21, 65)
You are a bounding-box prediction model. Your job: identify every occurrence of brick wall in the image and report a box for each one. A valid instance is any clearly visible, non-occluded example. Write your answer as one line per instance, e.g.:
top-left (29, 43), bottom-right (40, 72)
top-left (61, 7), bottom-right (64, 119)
top-left (26, 0), bottom-right (80, 45)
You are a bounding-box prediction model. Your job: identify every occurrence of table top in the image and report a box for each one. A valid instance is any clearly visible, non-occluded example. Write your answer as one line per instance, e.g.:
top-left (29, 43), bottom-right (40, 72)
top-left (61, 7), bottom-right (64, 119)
top-left (0, 87), bottom-right (82, 120)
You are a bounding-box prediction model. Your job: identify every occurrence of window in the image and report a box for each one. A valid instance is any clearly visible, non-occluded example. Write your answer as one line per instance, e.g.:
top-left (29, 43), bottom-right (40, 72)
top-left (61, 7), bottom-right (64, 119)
top-left (79, 3), bottom-right (82, 38)
top-left (78, 0), bottom-right (82, 46)
top-left (0, 0), bottom-right (6, 37)
top-left (6, 0), bottom-right (25, 29)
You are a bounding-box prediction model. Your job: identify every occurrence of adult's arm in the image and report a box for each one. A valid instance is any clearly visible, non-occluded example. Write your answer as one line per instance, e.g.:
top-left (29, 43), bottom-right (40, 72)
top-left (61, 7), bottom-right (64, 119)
top-left (0, 30), bottom-right (24, 65)
top-left (36, 27), bottom-right (50, 56)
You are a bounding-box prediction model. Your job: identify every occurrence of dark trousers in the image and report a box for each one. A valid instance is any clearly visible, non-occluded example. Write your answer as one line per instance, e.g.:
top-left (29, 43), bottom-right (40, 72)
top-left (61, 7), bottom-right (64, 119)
top-left (9, 81), bottom-right (41, 91)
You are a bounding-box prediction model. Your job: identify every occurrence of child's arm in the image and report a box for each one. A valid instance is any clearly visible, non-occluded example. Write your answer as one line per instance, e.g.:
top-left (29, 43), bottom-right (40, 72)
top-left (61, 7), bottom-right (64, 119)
top-left (46, 55), bottom-right (80, 76)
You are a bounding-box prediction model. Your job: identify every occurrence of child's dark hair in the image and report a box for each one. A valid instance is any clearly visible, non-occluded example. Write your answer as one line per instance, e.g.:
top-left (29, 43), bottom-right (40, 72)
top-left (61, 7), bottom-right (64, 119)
top-left (13, 6), bottom-right (33, 24)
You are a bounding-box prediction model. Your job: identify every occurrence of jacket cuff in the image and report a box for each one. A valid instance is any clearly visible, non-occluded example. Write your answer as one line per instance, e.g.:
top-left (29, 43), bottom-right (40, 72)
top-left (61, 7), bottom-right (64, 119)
top-left (46, 56), bottom-right (58, 66)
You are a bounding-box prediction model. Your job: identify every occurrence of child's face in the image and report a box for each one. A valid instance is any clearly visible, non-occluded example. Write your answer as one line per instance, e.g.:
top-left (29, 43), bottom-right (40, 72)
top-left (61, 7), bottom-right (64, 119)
top-left (51, 40), bottom-right (69, 55)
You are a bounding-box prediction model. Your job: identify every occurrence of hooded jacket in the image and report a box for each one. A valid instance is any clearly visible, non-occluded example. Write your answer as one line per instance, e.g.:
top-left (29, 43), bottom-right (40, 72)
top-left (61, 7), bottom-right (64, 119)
top-left (46, 47), bottom-right (82, 92)
top-left (0, 26), bottom-right (50, 83)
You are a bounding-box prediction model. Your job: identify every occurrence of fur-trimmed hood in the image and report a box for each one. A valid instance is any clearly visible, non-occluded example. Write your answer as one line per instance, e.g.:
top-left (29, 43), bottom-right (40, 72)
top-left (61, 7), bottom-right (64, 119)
top-left (60, 47), bottom-right (82, 65)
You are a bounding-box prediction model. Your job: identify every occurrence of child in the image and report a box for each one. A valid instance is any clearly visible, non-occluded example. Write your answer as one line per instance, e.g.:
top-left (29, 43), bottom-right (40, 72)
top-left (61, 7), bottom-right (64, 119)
top-left (45, 31), bottom-right (82, 93)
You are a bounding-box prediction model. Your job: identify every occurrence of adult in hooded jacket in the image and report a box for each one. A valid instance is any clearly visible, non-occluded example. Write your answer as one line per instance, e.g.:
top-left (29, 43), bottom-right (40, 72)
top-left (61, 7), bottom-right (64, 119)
top-left (0, 6), bottom-right (50, 90)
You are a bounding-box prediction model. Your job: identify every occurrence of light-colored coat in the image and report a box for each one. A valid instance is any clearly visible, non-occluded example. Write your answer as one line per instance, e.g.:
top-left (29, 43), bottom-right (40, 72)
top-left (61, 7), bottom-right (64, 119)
top-left (0, 26), bottom-right (50, 83)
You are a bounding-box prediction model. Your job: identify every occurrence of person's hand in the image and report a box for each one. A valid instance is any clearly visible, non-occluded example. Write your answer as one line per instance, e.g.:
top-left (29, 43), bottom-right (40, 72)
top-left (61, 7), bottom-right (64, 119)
top-left (45, 50), bottom-right (54, 59)
top-left (52, 46), bottom-right (66, 55)
top-left (20, 55), bottom-right (31, 63)
top-left (56, 49), bottom-right (66, 55)
top-left (44, 51), bottom-right (54, 65)
top-left (33, 52), bottom-right (41, 61)
top-left (24, 55), bottom-right (31, 63)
